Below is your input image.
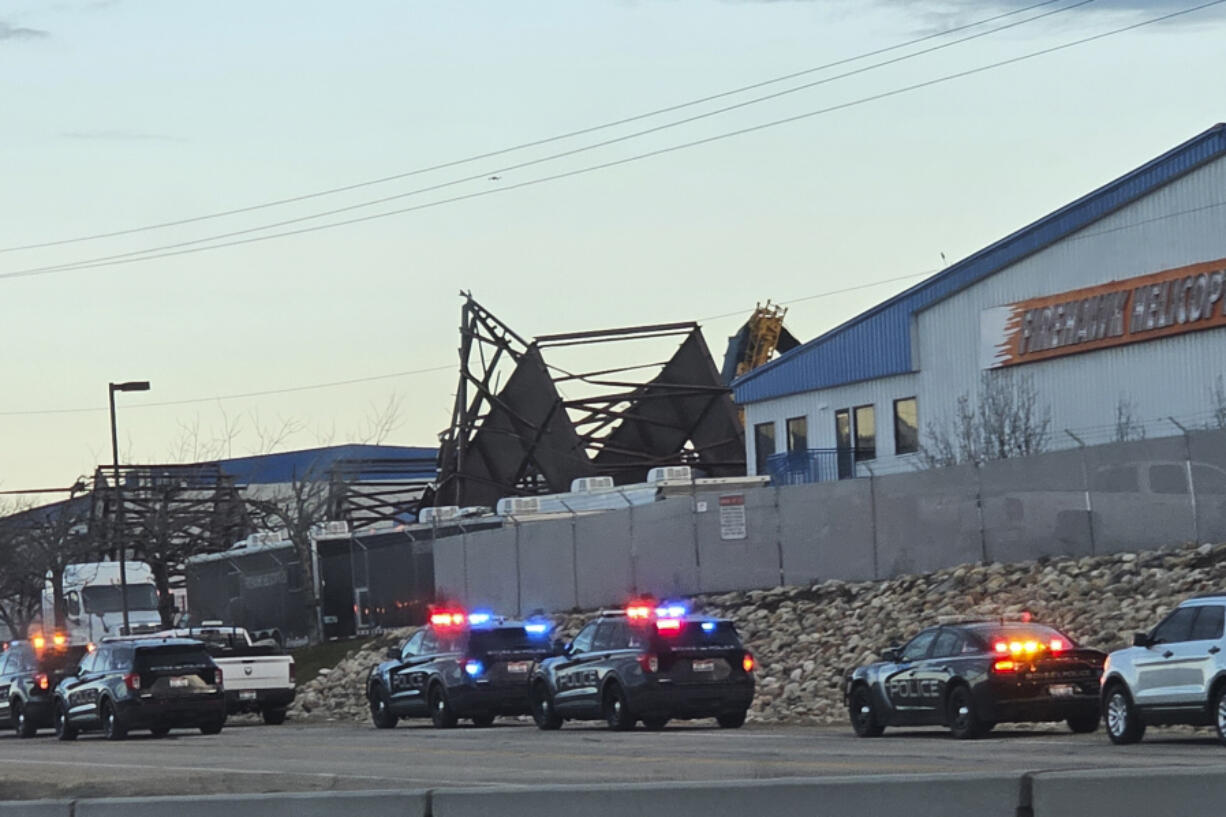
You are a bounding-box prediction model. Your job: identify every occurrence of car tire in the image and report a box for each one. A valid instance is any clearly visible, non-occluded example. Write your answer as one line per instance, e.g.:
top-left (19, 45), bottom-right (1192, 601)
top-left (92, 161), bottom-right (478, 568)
top-left (370, 686), bottom-right (398, 729)
top-left (716, 710), bottom-right (747, 729)
top-left (150, 726), bottom-right (171, 738)
top-left (946, 685), bottom-right (987, 739)
top-left (848, 684), bottom-right (885, 738)
top-left (262, 707), bottom-right (288, 726)
top-left (603, 682), bottom-right (635, 731)
top-left (101, 700), bottom-right (128, 741)
top-left (54, 701), bottom-right (77, 741)
top-left (429, 684), bottom-right (458, 729)
top-left (531, 682), bottom-right (562, 731)
top-left (13, 700), bottom-right (37, 739)
top-left (1104, 684), bottom-right (1145, 745)
top-left (471, 714), bottom-right (496, 728)
top-left (199, 718), bottom-right (225, 736)
top-left (1212, 685), bottom-right (1226, 747)
top-left (1067, 712), bottom-right (1100, 734)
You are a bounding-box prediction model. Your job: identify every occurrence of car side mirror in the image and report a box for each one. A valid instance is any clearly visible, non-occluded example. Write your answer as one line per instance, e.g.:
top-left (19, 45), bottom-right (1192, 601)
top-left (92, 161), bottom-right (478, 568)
top-left (551, 639), bottom-right (569, 657)
top-left (386, 646), bottom-right (401, 660)
top-left (1133, 632), bottom-right (1153, 648)
top-left (881, 646), bottom-right (901, 663)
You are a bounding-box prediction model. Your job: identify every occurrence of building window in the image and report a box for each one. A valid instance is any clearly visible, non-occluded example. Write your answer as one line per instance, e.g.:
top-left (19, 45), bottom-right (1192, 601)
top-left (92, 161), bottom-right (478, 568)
top-left (835, 409), bottom-right (853, 479)
top-left (854, 404), bottom-right (876, 461)
top-left (786, 416), bottom-right (807, 452)
top-left (753, 421), bottom-right (776, 475)
top-left (894, 397), bottom-right (919, 455)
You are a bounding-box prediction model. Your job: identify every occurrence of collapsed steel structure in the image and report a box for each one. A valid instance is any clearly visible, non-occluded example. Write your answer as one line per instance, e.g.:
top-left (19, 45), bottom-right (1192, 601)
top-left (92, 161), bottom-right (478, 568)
top-left (433, 293), bottom-right (746, 509)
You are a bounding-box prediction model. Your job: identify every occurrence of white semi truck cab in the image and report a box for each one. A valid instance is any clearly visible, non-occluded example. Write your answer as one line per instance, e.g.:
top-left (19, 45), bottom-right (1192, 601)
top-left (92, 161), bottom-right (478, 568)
top-left (45, 561), bottom-right (164, 644)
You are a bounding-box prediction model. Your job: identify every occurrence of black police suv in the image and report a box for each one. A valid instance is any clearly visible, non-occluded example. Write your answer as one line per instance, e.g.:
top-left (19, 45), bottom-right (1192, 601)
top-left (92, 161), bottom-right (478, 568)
top-left (54, 637), bottom-right (226, 740)
top-left (846, 620), bottom-right (1105, 739)
top-left (0, 638), bottom-right (89, 737)
top-left (529, 604), bottom-right (755, 731)
top-left (366, 611), bottom-right (554, 729)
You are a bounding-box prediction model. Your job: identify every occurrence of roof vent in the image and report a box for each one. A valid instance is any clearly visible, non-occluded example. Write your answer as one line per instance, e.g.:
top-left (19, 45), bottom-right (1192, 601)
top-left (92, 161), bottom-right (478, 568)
top-left (496, 496), bottom-right (541, 515)
top-left (648, 466), bottom-right (692, 483)
top-left (570, 476), bottom-right (615, 493)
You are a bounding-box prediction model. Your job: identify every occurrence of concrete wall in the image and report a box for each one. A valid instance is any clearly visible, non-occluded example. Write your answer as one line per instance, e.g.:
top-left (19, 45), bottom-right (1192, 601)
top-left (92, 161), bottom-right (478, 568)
top-left (432, 429), bottom-right (1226, 615)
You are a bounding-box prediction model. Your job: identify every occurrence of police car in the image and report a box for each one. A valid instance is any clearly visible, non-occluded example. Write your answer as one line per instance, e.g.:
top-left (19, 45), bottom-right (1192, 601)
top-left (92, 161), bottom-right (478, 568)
top-left (845, 619), bottom-right (1105, 739)
top-left (366, 610), bottom-right (554, 729)
top-left (529, 602), bottom-right (755, 731)
top-left (0, 634), bottom-right (90, 737)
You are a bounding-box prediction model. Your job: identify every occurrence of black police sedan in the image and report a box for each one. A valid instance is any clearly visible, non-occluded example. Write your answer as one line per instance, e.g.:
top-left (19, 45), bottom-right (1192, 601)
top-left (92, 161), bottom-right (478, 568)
top-left (530, 603), bottom-right (755, 731)
top-left (845, 620), bottom-right (1105, 739)
top-left (367, 611), bottom-right (554, 729)
top-left (54, 637), bottom-right (226, 740)
top-left (0, 636), bottom-right (89, 737)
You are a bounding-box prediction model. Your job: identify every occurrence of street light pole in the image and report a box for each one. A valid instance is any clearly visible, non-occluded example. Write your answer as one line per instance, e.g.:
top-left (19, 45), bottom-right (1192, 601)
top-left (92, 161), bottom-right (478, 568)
top-left (108, 380), bottom-right (150, 635)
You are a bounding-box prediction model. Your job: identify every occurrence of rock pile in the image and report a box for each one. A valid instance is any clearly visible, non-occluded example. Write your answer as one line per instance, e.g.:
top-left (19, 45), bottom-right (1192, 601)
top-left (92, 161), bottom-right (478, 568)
top-left (291, 541), bottom-right (1226, 726)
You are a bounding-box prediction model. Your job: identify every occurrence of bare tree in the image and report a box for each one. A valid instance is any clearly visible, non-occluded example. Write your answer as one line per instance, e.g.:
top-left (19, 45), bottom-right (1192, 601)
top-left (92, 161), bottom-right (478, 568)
top-left (920, 372), bottom-right (1052, 468)
top-left (0, 496), bottom-right (96, 636)
top-left (357, 392), bottom-right (405, 445)
top-left (1114, 395), bottom-right (1147, 442)
top-left (1210, 375), bottom-right (1226, 431)
top-left (247, 409), bottom-right (306, 455)
top-left (246, 466), bottom-right (336, 643)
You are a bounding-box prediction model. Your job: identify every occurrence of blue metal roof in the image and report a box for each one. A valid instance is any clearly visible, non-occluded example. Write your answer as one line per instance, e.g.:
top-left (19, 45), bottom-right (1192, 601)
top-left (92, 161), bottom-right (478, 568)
top-left (218, 444), bottom-right (436, 484)
top-left (733, 123), bottom-right (1226, 405)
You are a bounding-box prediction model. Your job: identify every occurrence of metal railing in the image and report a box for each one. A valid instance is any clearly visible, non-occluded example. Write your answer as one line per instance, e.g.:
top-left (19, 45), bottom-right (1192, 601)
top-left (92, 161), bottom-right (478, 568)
top-left (765, 448), bottom-right (866, 485)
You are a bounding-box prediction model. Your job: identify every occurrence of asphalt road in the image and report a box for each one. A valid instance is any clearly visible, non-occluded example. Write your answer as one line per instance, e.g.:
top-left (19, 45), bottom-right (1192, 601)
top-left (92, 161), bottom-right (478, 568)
top-left (1, 718), bottom-right (1224, 800)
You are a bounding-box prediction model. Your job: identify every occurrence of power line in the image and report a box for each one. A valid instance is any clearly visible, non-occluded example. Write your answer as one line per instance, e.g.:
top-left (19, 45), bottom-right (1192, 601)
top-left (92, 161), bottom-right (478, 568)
top-left (3, 0), bottom-right (1092, 279)
top-left (0, 272), bottom-right (937, 417)
top-left (5, 0), bottom-right (1216, 282)
top-left (0, 0), bottom-right (1067, 255)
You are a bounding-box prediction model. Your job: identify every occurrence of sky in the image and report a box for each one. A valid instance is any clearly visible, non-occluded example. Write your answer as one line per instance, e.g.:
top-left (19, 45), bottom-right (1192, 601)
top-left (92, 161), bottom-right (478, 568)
top-left (1, 0), bottom-right (1224, 498)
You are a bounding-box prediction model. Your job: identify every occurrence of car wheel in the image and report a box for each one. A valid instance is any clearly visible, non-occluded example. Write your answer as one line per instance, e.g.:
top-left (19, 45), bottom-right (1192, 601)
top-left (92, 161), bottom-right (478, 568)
top-left (199, 717), bottom-right (224, 735)
top-left (946, 685), bottom-right (987, 739)
top-left (101, 700), bottom-right (128, 741)
top-left (603, 682), bottom-right (635, 731)
top-left (716, 710), bottom-right (747, 729)
top-left (54, 702), bottom-right (77, 741)
top-left (262, 707), bottom-right (288, 726)
top-left (848, 685), bottom-right (885, 737)
top-left (429, 685), bottom-right (458, 729)
top-left (531, 682), bottom-right (562, 731)
top-left (150, 726), bottom-right (171, 738)
top-left (1104, 684), bottom-right (1144, 745)
top-left (1067, 712), bottom-right (1100, 734)
top-left (642, 717), bottom-right (669, 731)
top-left (370, 686), bottom-right (398, 729)
top-left (13, 700), bottom-right (37, 739)
top-left (1212, 685), bottom-right (1226, 747)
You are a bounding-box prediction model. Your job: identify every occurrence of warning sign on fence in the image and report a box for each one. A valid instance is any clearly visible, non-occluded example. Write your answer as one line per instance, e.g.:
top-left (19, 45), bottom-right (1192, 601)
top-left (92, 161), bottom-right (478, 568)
top-left (719, 494), bottom-right (747, 540)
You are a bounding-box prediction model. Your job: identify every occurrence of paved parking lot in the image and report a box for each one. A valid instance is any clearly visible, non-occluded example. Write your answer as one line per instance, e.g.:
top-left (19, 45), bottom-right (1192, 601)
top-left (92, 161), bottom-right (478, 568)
top-left (0, 719), bottom-right (1223, 800)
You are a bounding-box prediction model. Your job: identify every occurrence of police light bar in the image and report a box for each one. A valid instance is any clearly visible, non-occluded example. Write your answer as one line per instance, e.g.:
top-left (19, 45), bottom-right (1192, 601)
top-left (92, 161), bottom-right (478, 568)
top-left (467, 612), bottom-right (492, 626)
top-left (32, 636), bottom-right (45, 650)
top-left (655, 604), bottom-right (687, 619)
top-left (430, 610), bottom-right (467, 627)
top-left (625, 605), bottom-right (653, 620)
top-left (524, 622), bottom-right (550, 635)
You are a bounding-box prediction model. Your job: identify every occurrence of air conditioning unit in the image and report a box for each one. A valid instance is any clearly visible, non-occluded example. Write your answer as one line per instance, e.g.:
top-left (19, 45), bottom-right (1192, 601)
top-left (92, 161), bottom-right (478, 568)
top-left (647, 466), bottom-right (692, 483)
top-left (495, 496), bottom-right (541, 515)
top-left (570, 476), bottom-right (615, 493)
top-left (457, 506), bottom-right (492, 518)
top-left (322, 520), bottom-right (349, 535)
top-left (419, 506), bottom-right (460, 525)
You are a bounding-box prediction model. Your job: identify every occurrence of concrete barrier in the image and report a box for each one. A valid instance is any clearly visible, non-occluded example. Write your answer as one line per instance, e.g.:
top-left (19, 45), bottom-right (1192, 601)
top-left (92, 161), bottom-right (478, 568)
top-left (432, 773), bottom-right (1022, 817)
top-left (72, 789), bottom-right (428, 817)
top-left (1028, 765), bottom-right (1226, 817)
top-left (0, 801), bottom-right (72, 816)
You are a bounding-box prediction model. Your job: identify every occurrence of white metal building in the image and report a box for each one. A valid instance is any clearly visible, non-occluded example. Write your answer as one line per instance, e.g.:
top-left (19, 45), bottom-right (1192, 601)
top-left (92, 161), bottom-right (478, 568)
top-left (734, 123), bottom-right (1226, 479)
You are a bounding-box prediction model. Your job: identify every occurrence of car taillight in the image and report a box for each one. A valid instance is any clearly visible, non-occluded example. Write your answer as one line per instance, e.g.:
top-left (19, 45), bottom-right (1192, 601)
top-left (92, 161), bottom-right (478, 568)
top-left (656, 619), bottom-right (682, 633)
top-left (288, 661), bottom-right (295, 684)
top-left (993, 659), bottom-right (1016, 673)
top-left (742, 653), bottom-right (755, 673)
top-left (35, 673), bottom-right (50, 690)
top-left (215, 667), bottom-right (223, 687)
top-left (638, 653), bottom-right (658, 673)
top-left (124, 672), bottom-right (141, 691)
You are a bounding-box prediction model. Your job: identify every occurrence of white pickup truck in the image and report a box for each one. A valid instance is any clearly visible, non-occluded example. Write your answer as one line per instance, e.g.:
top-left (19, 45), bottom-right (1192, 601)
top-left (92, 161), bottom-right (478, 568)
top-left (156, 624), bottom-right (295, 724)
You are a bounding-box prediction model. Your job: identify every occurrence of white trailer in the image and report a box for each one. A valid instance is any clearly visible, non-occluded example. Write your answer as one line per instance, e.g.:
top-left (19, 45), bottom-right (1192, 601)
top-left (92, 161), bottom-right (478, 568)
top-left (44, 562), bottom-right (163, 645)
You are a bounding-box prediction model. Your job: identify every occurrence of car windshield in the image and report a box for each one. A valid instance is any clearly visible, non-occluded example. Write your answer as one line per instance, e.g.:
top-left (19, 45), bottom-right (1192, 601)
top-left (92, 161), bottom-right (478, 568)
top-left (654, 621), bottom-right (742, 649)
top-left (81, 584), bottom-right (159, 614)
top-left (468, 627), bottom-right (549, 654)
top-left (968, 623), bottom-right (1076, 649)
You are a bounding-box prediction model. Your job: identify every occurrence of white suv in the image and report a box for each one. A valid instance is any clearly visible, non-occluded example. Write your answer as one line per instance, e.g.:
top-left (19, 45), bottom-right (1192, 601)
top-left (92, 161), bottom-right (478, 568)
top-left (1101, 594), bottom-right (1226, 745)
